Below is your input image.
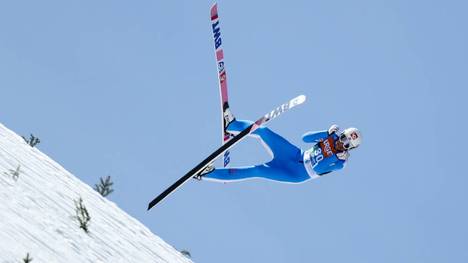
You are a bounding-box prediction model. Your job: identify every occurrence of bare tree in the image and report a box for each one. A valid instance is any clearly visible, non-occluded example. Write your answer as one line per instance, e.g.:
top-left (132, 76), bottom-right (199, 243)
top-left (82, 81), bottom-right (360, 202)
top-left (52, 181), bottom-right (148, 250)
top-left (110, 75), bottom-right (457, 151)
top-left (23, 253), bottom-right (33, 263)
top-left (180, 249), bottom-right (192, 259)
top-left (74, 198), bottom-right (91, 233)
top-left (22, 134), bottom-right (40, 147)
top-left (94, 176), bottom-right (114, 197)
top-left (4, 164), bottom-right (21, 181)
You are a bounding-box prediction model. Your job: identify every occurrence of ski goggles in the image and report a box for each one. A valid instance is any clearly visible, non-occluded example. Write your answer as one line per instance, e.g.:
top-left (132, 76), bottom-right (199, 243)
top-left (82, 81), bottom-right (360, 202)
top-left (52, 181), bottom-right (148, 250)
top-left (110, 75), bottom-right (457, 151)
top-left (339, 134), bottom-right (351, 150)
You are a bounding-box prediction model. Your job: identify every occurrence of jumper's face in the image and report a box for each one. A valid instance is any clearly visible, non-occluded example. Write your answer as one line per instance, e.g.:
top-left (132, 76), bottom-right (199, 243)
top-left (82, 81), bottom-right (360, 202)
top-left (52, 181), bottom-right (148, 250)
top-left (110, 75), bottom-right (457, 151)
top-left (335, 140), bottom-right (347, 152)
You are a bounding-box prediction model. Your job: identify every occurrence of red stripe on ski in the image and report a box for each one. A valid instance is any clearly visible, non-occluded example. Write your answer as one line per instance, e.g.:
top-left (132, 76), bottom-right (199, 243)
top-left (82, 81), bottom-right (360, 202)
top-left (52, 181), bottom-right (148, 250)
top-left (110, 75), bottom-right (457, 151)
top-left (210, 4), bottom-right (218, 20)
top-left (216, 49), bottom-right (224, 60)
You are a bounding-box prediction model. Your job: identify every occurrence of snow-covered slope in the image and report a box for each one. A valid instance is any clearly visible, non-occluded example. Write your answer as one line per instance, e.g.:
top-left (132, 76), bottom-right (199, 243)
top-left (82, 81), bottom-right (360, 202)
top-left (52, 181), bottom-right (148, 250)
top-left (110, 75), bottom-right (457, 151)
top-left (0, 123), bottom-right (192, 263)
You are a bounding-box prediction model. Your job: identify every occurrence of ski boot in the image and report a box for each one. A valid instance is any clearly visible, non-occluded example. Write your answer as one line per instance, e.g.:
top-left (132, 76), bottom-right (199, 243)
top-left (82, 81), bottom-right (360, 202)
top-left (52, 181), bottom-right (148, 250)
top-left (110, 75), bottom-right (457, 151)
top-left (193, 164), bottom-right (215, 180)
top-left (222, 105), bottom-right (236, 129)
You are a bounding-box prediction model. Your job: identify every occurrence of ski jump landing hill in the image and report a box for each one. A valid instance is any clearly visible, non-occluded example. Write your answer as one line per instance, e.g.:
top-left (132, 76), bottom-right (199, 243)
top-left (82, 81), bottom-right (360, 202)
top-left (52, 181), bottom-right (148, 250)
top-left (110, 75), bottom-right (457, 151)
top-left (0, 122), bottom-right (192, 263)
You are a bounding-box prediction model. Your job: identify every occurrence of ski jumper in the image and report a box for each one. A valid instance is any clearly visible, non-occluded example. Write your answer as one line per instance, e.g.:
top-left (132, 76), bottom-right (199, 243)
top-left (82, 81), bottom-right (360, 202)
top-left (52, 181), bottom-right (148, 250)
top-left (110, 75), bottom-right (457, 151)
top-left (203, 120), bottom-right (348, 183)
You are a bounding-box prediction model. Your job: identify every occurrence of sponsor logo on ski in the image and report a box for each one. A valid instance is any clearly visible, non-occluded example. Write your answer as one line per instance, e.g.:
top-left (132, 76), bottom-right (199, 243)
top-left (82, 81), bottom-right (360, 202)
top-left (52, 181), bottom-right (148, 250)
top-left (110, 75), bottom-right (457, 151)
top-left (212, 21), bottom-right (222, 49)
top-left (218, 61), bottom-right (225, 72)
top-left (265, 103), bottom-right (289, 120)
top-left (219, 71), bottom-right (226, 82)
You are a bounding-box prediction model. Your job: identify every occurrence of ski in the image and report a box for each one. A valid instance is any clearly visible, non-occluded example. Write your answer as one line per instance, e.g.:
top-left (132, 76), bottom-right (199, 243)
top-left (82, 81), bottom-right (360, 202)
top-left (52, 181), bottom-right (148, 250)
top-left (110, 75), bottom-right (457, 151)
top-left (147, 95), bottom-right (306, 210)
top-left (211, 3), bottom-right (234, 167)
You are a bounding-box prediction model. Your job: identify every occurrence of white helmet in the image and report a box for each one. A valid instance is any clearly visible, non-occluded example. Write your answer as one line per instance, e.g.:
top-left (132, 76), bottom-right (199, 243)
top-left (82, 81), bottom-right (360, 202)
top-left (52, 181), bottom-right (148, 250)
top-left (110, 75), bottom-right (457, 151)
top-left (339, 127), bottom-right (362, 150)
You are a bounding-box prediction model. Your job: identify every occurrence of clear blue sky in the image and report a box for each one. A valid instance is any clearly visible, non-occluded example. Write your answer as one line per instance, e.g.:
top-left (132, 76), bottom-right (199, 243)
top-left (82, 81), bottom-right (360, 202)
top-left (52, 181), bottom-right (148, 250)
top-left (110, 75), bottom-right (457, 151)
top-left (1, 0), bottom-right (467, 262)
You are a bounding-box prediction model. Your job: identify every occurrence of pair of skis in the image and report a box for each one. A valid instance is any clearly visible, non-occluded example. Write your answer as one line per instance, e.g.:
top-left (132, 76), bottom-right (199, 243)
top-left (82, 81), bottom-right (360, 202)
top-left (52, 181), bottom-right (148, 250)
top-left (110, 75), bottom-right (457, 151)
top-left (147, 4), bottom-right (306, 210)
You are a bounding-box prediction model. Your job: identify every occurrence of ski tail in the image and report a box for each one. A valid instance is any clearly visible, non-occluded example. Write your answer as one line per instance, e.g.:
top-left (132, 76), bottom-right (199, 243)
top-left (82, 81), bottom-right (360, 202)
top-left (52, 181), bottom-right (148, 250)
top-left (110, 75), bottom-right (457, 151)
top-left (211, 3), bottom-right (235, 167)
top-left (147, 95), bottom-right (306, 210)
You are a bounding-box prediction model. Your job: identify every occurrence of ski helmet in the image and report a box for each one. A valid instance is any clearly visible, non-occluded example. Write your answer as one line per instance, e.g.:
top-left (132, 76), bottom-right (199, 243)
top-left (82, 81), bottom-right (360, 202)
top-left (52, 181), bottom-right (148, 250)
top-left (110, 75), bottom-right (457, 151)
top-left (339, 128), bottom-right (362, 150)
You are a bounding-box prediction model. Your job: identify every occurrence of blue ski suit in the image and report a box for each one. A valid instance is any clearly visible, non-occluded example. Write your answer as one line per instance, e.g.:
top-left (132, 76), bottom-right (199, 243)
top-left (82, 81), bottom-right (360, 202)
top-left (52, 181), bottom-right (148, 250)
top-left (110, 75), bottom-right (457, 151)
top-left (203, 120), bottom-right (348, 183)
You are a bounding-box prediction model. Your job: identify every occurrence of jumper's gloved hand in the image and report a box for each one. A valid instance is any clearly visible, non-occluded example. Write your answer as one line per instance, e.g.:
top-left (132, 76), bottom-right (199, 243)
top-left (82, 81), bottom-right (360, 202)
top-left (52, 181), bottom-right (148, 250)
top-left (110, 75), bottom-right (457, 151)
top-left (328, 124), bottom-right (339, 135)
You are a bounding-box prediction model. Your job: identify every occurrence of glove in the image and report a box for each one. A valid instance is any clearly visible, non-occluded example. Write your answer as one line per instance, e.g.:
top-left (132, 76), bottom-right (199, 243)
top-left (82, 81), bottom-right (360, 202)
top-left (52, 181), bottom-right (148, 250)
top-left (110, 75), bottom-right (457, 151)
top-left (328, 124), bottom-right (339, 135)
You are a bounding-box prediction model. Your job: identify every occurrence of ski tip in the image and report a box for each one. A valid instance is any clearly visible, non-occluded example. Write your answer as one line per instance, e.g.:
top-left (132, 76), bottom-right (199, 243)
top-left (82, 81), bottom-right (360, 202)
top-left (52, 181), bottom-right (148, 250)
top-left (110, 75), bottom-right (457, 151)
top-left (292, 95), bottom-right (306, 106)
top-left (297, 95), bottom-right (306, 103)
top-left (211, 3), bottom-right (218, 19)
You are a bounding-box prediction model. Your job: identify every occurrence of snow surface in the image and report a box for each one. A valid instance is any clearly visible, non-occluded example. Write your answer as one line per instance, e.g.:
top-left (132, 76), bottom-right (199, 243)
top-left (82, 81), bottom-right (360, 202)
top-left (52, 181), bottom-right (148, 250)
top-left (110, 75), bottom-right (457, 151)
top-left (0, 123), bottom-right (192, 263)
